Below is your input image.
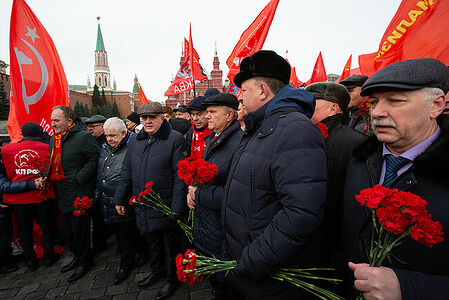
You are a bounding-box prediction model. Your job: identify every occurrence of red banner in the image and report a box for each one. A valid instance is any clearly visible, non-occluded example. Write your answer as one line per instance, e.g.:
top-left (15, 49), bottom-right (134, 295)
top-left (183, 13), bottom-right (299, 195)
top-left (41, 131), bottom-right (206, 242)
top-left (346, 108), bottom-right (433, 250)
top-left (305, 52), bottom-right (327, 86)
top-left (165, 28), bottom-right (207, 97)
top-left (335, 55), bottom-right (352, 83)
top-left (139, 83), bottom-right (150, 104)
top-left (359, 0), bottom-right (449, 76)
top-left (226, 0), bottom-right (279, 84)
top-left (9, 0), bottom-right (69, 140)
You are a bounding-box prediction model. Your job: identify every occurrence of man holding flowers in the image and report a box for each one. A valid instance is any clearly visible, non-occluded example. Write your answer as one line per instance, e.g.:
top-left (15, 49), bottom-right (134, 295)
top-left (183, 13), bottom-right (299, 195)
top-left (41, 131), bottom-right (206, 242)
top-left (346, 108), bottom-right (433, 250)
top-left (339, 58), bottom-right (449, 299)
top-left (113, 102), bottom-right (187, 299)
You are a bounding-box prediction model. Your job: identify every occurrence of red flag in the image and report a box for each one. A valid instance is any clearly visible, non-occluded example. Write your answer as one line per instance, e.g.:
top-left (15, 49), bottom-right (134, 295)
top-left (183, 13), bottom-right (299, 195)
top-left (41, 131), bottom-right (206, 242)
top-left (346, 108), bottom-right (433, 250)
top-left (359, 1), bottom-right (449, 76)
top-left (165, 30), bottom-right (207, 97)
top-left (290, 67), bottom-right (303, 88)
top-left (138, 83), bottom-right (150, 104)
top-left (226, 0), bottom-right (280, 84)
top-left (6, 90), bottom-right (23, 143)
top-left (335, 55), bottom-right (352, 83)
top-left (9, 0), bottom-right (69, 140)
top-left (226, 83), bottom-right (242, 98)
top-left (305, 52), bottom-right (327, 86)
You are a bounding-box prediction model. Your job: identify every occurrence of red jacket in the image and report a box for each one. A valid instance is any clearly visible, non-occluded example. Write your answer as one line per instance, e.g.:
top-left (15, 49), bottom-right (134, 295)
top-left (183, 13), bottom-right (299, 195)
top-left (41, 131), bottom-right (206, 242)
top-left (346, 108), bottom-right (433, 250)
top-left (1, 139), bottom-right (51, 204)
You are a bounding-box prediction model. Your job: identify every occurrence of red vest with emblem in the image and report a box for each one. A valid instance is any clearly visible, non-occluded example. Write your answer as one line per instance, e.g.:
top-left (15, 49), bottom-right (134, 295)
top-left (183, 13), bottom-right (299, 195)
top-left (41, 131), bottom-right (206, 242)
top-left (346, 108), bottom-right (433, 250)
top-left (1, 140), bottom-right (52, 204)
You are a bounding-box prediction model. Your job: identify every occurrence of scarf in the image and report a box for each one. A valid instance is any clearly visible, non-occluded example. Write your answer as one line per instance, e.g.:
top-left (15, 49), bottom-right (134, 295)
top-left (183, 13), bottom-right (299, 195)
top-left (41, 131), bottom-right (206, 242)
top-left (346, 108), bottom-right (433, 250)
top-left (48, 123), bottom-right (75, 181)
top-left (190, 123), bottom-right (213, 160)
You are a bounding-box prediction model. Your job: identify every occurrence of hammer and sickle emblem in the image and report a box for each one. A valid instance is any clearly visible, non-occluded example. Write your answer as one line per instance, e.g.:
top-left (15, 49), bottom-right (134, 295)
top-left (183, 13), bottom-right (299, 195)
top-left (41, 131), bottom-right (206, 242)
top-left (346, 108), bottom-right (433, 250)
top-left (14, 37), bottom-right (48, 114)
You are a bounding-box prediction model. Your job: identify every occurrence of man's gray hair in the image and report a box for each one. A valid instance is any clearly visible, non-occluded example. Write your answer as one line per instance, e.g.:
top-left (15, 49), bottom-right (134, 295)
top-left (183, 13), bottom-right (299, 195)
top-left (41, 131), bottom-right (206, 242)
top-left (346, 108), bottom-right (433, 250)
top-left (224, 107), bottom-right (238, 120)
top-left (422, 87), bottom-right (445, 101)
top-left (104, 117), bottom-right (126, 133)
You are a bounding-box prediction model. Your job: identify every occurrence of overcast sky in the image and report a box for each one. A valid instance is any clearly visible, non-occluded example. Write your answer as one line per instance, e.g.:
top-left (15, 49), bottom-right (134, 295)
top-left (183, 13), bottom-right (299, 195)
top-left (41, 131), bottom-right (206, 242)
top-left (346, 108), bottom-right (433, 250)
top-left (1, 0), bottom-right (401, 101)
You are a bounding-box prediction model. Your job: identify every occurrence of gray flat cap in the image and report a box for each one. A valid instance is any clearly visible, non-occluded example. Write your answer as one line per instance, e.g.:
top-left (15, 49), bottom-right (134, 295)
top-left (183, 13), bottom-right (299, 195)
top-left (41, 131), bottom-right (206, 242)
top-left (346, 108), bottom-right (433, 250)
top-left (339, 75), bottom-right (369, 89)
top-left (305, 82), bottom-right (351, 113)
top-left (138, 102), bottom-right (164, 116)
top-left (361, 58), bottom-right (449, 97)
top-left (85, 115), bottom-right (107, 124)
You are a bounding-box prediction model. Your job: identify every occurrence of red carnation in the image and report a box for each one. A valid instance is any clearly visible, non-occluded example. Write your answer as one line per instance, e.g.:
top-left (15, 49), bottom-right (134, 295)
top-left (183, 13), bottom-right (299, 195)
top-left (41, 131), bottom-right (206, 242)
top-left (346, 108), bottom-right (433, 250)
top-left (129, 196), bottom-right (136, 206)
top-left (356, 185), bottom-right (394, 209)
top-left (376, 206), bottom-right (410, 235)
top-left (145, 181), bottom-right (154, 191)
top-left (316, 122), bottom-right (328, 140)
top-left (138, 191), bottom-right (144, 202)
top-left (411, 215), bottom-right (444, 247)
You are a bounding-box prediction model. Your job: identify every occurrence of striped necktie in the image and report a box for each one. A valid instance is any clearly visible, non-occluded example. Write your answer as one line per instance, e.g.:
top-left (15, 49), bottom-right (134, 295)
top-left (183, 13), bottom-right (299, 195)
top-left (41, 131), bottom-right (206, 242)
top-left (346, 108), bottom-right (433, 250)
top-left (382, 154), bottom-right (410, 187)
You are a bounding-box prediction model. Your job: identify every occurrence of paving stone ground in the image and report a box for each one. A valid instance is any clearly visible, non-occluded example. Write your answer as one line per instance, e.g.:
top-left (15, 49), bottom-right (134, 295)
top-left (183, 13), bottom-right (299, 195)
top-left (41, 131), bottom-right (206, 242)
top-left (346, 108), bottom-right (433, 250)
top-left (0, 238), bottom-right (214, 300)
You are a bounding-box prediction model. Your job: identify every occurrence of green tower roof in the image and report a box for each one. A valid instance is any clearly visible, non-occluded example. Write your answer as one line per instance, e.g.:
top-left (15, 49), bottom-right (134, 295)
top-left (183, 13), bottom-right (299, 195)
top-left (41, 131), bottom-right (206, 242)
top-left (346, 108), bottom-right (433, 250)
top-left (96, 23), bottom-right (106, 52)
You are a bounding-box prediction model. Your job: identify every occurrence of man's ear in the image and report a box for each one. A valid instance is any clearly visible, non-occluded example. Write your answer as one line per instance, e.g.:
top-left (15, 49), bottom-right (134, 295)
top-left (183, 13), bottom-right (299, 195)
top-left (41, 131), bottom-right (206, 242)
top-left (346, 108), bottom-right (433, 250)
top-left (430, 93), bottom-right (447, 119)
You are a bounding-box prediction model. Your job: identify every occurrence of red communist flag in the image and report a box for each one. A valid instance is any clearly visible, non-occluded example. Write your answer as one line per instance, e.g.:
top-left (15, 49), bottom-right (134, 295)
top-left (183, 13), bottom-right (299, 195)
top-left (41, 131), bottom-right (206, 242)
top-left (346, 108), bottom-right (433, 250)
top-left (290, 67), bottom-right (303, 88)
top-left (305, 52), bottom-right (327, 86)
top-left (335, 55), bottom-right (352, 83)
top-left (165, 27), bottom-right (207, 97)
top-left (138, 83), bottom-right (150, 104)
top-left (6, 88), bottom-right (23, 143)
top-left (226, 0), bottom-right (280, 84)
top-left (359, 0), bottom-right (449, 76)
top-left (9, 0), bottom-right (69, 140)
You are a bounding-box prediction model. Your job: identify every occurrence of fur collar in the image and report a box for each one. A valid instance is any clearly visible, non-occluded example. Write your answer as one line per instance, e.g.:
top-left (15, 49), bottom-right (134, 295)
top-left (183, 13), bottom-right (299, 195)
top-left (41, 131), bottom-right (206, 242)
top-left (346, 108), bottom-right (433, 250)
top-left (353, 115), bottom-right (449, 181)
top-left (136, 119), bottom-right (171, 141)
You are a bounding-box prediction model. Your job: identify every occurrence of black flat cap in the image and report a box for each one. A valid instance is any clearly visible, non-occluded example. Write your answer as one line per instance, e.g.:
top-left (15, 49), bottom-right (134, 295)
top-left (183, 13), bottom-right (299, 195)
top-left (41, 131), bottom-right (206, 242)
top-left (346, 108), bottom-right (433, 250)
top-left (361, 58), bottom-right (449, 97)
top-left (234, 50), bottom-right (291, 88)
top-left (138, 102), bottom-right (164, 116)
top-left (187, 96), bottom-right (207, 112)
top-left (204, 88), bottom-right (220, 98)
top-left (85, 115), bottom-right (107, 124)
top-left (203, 93), bottom-right (239, 110)
top-left (339, 75), bottom-right (369, 89)
top-left (21, 122), bottom-right (43, 138)
top-left (305, 82), bottom-right (351, 113)
top-left (126, 112), bottom-right (140, 124)
top-left (173, 105), bottom-right (189, 113)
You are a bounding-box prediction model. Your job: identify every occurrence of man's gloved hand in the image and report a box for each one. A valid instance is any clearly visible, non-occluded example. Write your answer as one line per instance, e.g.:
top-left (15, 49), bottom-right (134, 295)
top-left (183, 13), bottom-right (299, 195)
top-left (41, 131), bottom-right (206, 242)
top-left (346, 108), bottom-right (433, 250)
top-left (167, 211), bottom-right (183, 223)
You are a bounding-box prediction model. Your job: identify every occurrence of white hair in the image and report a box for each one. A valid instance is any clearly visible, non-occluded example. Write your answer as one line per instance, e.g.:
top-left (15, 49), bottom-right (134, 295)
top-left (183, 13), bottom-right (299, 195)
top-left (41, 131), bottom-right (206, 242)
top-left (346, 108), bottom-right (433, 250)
top-left (104, 117), bottom-right (126, 133)
top-left (422, 87), bottom-right (445, 101)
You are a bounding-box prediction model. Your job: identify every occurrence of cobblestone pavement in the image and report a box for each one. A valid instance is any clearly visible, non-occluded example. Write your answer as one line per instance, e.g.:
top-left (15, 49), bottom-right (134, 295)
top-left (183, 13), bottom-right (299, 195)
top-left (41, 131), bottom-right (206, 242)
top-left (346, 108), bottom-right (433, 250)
top-left (0, 238), bottom-right (213, 300)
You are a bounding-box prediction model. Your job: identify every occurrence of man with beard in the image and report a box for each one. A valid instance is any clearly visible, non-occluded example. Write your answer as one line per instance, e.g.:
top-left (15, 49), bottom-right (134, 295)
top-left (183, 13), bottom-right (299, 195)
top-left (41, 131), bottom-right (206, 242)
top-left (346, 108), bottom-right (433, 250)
top-left (340, 58), bottom-right (449, 300)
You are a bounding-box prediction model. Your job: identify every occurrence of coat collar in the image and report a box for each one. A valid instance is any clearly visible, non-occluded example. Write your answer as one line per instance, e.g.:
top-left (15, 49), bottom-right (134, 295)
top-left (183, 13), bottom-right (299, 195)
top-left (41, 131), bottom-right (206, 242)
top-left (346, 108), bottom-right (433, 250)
top-left (353, 115), bottom-right (449, 183)
top-left (204, 120), bottom-right (241, 158)
top-left (136, 119), bottom-right (171, 141)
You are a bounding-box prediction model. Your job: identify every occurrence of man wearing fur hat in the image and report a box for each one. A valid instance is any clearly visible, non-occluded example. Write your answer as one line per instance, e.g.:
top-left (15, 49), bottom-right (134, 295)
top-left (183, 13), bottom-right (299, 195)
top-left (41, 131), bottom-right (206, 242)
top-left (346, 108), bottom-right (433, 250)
top-left (222, 50), bottom-right (327, 298)
top-left (339, 58), bottom-right (449, 300)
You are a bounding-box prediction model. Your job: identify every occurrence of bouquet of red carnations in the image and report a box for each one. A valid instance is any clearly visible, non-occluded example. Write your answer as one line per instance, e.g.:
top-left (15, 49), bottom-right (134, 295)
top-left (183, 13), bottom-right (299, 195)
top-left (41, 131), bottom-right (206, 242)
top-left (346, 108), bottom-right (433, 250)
top-left (73, 196), bottom-right (93, 217)
top-left (357, 98), bottom-right (373, 134)
top-left (130, 181), bottom-right (193, 242)
top-left (355, 185), bottom-right (444, 298)
top-left (176, 249), bottom-right (344, 300)
top-left (25, 156), bottom-right (50, 178)
top-left (177, 157), bottom-right (218, 186)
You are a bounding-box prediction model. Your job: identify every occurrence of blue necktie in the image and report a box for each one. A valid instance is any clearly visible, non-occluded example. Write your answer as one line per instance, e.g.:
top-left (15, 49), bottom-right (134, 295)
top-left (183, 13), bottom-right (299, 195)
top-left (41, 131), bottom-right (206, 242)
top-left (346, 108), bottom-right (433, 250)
top-left (382, 154), bottom-right (410, 187)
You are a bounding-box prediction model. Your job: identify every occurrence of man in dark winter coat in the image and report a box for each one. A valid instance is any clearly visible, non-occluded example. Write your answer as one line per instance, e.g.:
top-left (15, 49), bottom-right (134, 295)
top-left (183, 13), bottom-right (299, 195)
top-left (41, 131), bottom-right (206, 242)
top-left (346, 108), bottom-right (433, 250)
top-left (340, 75), bottom-right (369, 133)
top-left (339, 58), bottom-right (449, 300)
top-left (305, 82), bottom-right (367, 266)
top-left (49, 106), bottom-right (100, 283)
top-left (187, 93), bottom-right (243, 298)
top-left (113, 102), bottom-right (187, 299)
top-left (1, 123), bottom-right (57, 270)
top-left (97, 117), bottom-right (142, 284)
top-left (86, 114), bottom-right (110, 255)
top-left (222, 50), bottom-right (327, 299)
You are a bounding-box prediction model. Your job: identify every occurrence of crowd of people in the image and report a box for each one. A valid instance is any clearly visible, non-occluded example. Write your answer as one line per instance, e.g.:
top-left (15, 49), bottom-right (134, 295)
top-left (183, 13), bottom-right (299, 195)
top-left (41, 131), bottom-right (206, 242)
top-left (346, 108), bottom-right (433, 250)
top-left (0, 50), bottom-right (448, 300)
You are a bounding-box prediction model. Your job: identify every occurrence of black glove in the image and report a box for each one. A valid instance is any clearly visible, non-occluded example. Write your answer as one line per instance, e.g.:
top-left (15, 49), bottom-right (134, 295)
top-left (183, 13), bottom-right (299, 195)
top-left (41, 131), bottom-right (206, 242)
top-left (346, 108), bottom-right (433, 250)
top-left (167, 211), bottom-right (183, 223)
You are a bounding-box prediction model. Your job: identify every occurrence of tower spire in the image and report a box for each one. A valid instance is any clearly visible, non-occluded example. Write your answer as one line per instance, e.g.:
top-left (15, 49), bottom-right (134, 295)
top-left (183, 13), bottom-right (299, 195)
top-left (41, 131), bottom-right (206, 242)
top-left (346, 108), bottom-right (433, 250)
top-left (94, 17), bottom-right (111, 90)
top-left (96, 17), bottom-right (106, 52)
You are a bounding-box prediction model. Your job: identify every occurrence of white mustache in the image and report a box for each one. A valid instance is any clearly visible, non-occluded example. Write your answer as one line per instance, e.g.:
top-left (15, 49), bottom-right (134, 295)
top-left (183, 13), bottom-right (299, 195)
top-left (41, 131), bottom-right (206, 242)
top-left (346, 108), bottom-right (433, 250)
top-left (372, 119), bottom-right (397, 128)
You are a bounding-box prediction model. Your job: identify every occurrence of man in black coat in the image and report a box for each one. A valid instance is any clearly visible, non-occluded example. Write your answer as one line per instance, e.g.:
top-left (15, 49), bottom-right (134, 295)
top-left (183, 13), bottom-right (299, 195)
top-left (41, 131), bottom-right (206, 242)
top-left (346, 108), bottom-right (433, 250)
top-left (113, 102), bottom-right (187, 299)
top-left (187, 93), bottom-right (243, 298)
top-left (340, 75), bottom-right (369, 133)
top-left (305, 82), bottom-right (367, 266)
top-left (339, 58), bottom-right (449, 300)
top-left (222, 50), bottom-right (327, 299)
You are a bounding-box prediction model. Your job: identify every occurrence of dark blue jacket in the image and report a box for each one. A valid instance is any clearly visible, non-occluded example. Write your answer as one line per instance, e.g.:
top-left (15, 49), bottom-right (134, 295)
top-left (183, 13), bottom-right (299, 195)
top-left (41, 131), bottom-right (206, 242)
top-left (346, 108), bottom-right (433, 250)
top-left (222, 85), bottom-right (328, 299)
top-left (97, 131), bottom-right (134, 224)
top-left (339, 115), bottom-right (449, 300)
top-left (193, 120), bottom-right (243, 257)
top-left (113, 120), bottom-right (187, 234)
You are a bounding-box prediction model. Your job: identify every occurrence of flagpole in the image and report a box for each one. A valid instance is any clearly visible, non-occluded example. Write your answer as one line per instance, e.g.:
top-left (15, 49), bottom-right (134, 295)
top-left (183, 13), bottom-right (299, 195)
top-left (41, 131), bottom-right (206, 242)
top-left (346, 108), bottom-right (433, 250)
top-left (189, 23), bottom-right (196, 98)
